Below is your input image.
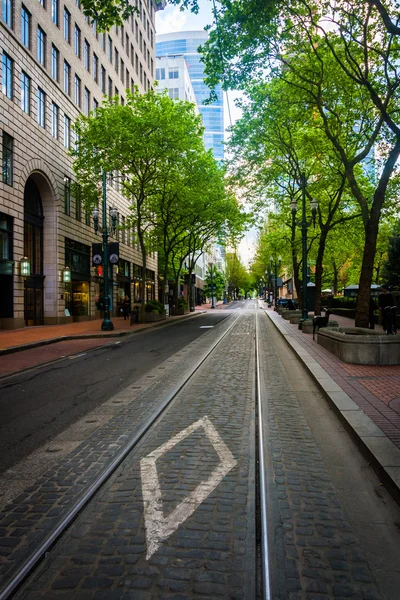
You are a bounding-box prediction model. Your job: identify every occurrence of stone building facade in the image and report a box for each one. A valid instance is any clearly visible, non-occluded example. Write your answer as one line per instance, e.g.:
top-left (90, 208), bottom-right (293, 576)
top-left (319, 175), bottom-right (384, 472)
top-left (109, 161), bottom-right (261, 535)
top-left (0, 0), bottom-right (164, 329)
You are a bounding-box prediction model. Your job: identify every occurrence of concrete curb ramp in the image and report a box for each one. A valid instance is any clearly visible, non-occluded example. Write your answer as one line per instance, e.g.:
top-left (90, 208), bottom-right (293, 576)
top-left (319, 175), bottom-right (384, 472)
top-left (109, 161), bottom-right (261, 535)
top-left (266, 310), bottom-right (400, 507)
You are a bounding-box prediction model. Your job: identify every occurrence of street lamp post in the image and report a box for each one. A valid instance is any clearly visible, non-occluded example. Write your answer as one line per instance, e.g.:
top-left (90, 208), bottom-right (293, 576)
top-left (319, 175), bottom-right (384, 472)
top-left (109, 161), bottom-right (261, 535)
top-left (92, 171), bottom-right (118, 331)
top-left (269, 256), bottom-right (282, 308)
top-left (290, 172), bottom-right (318, 322)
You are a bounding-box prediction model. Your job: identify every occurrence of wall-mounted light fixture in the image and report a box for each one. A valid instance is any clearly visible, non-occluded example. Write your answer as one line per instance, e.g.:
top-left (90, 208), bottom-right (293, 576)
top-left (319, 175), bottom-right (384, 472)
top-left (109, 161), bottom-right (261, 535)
top-left (20, 256), bottom-right (31, 277)
top-left (63, 266), bottom-right (71, 283)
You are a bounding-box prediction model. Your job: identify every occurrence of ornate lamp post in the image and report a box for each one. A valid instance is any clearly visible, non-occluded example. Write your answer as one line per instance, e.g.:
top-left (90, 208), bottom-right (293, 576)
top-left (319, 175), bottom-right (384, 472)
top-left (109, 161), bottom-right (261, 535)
top-left (92, 171), bottom-right (118, 331)
top-left (290, 172), bottom-right (318, 321)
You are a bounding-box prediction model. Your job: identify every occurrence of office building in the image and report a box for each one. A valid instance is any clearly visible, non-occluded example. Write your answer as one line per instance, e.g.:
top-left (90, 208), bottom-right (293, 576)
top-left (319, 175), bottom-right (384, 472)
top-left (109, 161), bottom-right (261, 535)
top-left (1, 0), bottom-right (164, 329)
top-left (156, 30), bottom-right (224, 161)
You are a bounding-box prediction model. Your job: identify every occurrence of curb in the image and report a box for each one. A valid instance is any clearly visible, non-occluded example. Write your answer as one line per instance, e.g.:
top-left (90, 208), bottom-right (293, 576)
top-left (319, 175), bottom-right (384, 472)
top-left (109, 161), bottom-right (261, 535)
top-left (0, 311), bottom-right (208, 358)
top-left (264, 308), bottom-right (400, 507)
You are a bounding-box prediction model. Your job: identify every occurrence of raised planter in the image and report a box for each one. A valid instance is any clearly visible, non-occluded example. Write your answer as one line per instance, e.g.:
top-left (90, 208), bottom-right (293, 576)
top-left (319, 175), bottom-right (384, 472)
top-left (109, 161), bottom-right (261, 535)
top-left (144, 312), bottom-right (167, 323)
top-left (281, 310), bottom-right (301, 321)
top-left (317, 327), bottom-right (400, 365)
top-left (302, 320), bottom-right (338, 334)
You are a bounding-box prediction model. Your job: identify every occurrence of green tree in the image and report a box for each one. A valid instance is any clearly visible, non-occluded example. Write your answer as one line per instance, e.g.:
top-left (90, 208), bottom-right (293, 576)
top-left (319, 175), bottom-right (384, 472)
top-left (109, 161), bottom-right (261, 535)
top-left (173, 0), bottom-right (400, 327)
top-left (225, 252), bottom-right (250, 299)
top-left (73, 90), bottom-right (207, 319)
top-left (381, 223), bottom-right (400, 288)
top-left (204, 266), bottom-right (225, 301)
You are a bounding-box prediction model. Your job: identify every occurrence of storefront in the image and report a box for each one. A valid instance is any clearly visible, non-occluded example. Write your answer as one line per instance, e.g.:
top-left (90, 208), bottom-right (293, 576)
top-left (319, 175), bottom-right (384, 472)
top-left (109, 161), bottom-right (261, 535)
top-left (133, 264), bottom-right (143, 303)
top-left (146, 269), bottom-right (155, 302)
top-left (65, 239), bottom-right (91, 320)
top-left (116, 259), bottom-right (131, 313)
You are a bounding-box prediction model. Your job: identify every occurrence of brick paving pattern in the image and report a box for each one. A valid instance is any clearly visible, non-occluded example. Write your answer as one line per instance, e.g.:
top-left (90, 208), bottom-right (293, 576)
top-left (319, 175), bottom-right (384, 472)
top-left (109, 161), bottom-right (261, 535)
top-left (267, 310), bottom-right (400, 449)
top-left (258, 312), bottom-right (380, 599)
top-left (0, 314), bottom-right (236, 595)
top-left (15, 311), bottom-right (256, 599)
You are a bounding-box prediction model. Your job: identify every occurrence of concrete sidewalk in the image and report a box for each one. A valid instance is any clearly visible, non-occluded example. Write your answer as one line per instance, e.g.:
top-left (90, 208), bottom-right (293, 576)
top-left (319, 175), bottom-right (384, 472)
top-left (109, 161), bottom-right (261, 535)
top-left (264, 305), bottom-right (400, 505)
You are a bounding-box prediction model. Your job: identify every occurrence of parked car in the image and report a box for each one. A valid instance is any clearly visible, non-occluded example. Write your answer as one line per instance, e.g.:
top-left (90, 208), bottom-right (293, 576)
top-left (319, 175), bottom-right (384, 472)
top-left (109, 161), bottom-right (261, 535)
top-left (277, 298), bottom-right (298, 309)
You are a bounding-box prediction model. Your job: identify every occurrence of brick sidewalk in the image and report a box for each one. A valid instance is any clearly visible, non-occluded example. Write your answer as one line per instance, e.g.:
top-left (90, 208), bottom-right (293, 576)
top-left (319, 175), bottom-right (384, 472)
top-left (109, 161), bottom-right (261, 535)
top-left (267, 308), bottom-right (400, 449)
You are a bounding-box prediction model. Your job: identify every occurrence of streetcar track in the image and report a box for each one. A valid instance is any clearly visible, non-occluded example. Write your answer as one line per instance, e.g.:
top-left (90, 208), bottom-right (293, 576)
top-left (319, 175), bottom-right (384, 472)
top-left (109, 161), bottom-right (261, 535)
top-left (0, 311), bottom-right (243, 600)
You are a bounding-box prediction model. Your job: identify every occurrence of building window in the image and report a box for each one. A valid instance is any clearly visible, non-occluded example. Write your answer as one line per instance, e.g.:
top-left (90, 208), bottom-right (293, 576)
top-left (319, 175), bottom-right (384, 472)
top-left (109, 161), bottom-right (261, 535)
top-left (64, 114), bottom-right (70, 148)
top-left (0, 213), bottom-right (13, 261)
top-left (51, 44), bottom-right (59, 80)
top-left (1, 52), bottom-right (13, 99)
top-left (168, 88), bottom-right (179, 100)
top-left (51, 0), bottom-right (58, 26)
top-left (139, 31), bottom-right (142, 51)
top-left (121, 59), bottom-right (124, 83)
top-left (101, 66), bottom-right (106, 93)
top-left (114, 48), bottom-right (119, 73)
top-left (121, 24), bottom-right (124, 45)
top-left (135, 53), bottom-right (138, 75)
top-left (38, 0), bottom-right (44, 7)
top-left (51, 102), bottom-right (59, 138)
top-left (64, 177), bottom-right (70, 215)
top-left (84, 39), bottom-right (90, 70)
top-left (108, 76), bottom-right (112, 98)
top-left (93, 97), bottom-right (98, 113)
top-left (156, 68), bottom-right (165, 80)
top-left (169, 68), bottom-right (178, 79)
top-left (74, 75), bottom-right (81, 106)
top-left (2, 133), bottom-right (13, 185)
top-left (84, 87), bottom-right (90, 115)
top-left (2, 0), bottom-right (12, 27)
top-left (20, 71), bottom-right (30, 113)
top-left (63, 8), bottom-right (70, 42)
top-left (140, 63), bottom-right (142, 83)
top-left (130, 43), bottom-right (134, 65)
top-left (21, 6), bottom-right (30, 48)
top-left (37, 88), bottom-right (45, 127)
top-left (92, 19), bottom-right (97, 37)
top-left (74, 25), bottom-right (80, 57)
top-left (93, 53), bottom-right (98, 82)
top-left (75, 185), bottom-right (81, 221)
top-left (63, 60), bottom-right (70, 94)
top-left (107, 36), bottom-right (112, 61)
top-left (37, 26), bottom-right (46, 65)
top-left (150, 57), bottom-right (153, 77)
top-left (100, 32), bottom-right (105, 51)
top-left (135, 20), bottom-right (138, 42)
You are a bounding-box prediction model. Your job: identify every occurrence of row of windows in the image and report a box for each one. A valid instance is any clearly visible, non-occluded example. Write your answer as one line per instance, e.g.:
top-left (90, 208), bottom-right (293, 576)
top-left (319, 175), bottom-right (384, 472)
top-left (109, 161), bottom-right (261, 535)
top-left (2, 44), bottom-right (154, 135)
top-left (2, 0), bottom-right (154, 104)
top-left (155, 68), bottom-right (179, 81)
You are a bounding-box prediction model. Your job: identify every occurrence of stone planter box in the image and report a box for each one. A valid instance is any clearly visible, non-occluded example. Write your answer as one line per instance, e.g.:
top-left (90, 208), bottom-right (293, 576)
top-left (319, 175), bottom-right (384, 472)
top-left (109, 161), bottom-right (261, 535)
top-left (290, 315), bottom-right (303, 324)
top-left (144, 312), bottom-right (167, 323)
top-left (317, 327), bottom-right (400, 365)
top-left (281, 310), bottom-right (301, 321)
top-left (302, 320), bottom-right (338, 334)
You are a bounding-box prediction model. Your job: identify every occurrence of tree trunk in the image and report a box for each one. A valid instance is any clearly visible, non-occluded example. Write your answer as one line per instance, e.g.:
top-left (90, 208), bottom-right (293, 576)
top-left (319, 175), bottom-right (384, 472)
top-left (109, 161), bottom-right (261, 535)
top-left (314, 229), bottom-right (328, 316)
top-left (332, 261), bottom-right (338, 296)
top-left (355, 217), bottom-right (379, 327)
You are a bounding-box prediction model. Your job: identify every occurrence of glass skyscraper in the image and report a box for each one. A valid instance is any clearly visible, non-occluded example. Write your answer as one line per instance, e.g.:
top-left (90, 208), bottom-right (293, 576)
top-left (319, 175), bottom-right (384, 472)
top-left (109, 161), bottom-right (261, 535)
top-left (156, 31), bottom-right (224, 161)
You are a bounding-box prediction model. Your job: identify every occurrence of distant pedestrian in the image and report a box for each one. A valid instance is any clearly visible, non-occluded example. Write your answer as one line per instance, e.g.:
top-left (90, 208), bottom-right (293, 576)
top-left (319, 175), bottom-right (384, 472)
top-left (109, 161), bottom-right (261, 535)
top-left (369, 296), bottom-right (376, 330)
top-left (122, 295), bottom-right (130, 320)
top-left (378, 286), bottom-right (394, 332)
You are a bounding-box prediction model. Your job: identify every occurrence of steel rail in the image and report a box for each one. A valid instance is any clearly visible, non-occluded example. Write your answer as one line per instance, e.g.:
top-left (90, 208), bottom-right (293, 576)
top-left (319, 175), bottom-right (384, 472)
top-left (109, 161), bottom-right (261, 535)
top-left (256, 306), bottom-right (273, 600)
top-left (0, 311), bottom-right (242, 600)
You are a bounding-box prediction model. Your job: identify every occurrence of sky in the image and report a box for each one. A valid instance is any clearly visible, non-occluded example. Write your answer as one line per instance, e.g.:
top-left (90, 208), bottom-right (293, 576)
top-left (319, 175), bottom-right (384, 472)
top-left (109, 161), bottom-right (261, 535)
top-left (155, 1), bottom-right (257, 268)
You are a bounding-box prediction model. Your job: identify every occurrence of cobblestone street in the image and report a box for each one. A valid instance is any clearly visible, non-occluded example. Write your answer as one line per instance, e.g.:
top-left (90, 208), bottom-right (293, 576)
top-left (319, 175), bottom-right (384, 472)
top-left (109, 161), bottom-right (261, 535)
top-left (0, 303), bottom-right (399, 599)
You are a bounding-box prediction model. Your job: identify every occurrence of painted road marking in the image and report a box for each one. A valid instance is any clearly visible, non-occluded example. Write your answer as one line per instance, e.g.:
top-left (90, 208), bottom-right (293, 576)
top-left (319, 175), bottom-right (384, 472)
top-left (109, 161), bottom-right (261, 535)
top-left (199, 326), bottom-right (214, 328)
top-left (69, 353), bottom-right (86, 359)
top-left (140, 416), bottom-right (237, 560)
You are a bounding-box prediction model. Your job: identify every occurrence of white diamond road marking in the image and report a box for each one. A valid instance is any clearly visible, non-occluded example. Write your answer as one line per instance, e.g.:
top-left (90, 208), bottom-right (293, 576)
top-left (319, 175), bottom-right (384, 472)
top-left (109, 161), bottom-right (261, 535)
top-left (199, 325), bottom-right (214, 328)
top-left (140, 416), bottom-right (237, 560)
